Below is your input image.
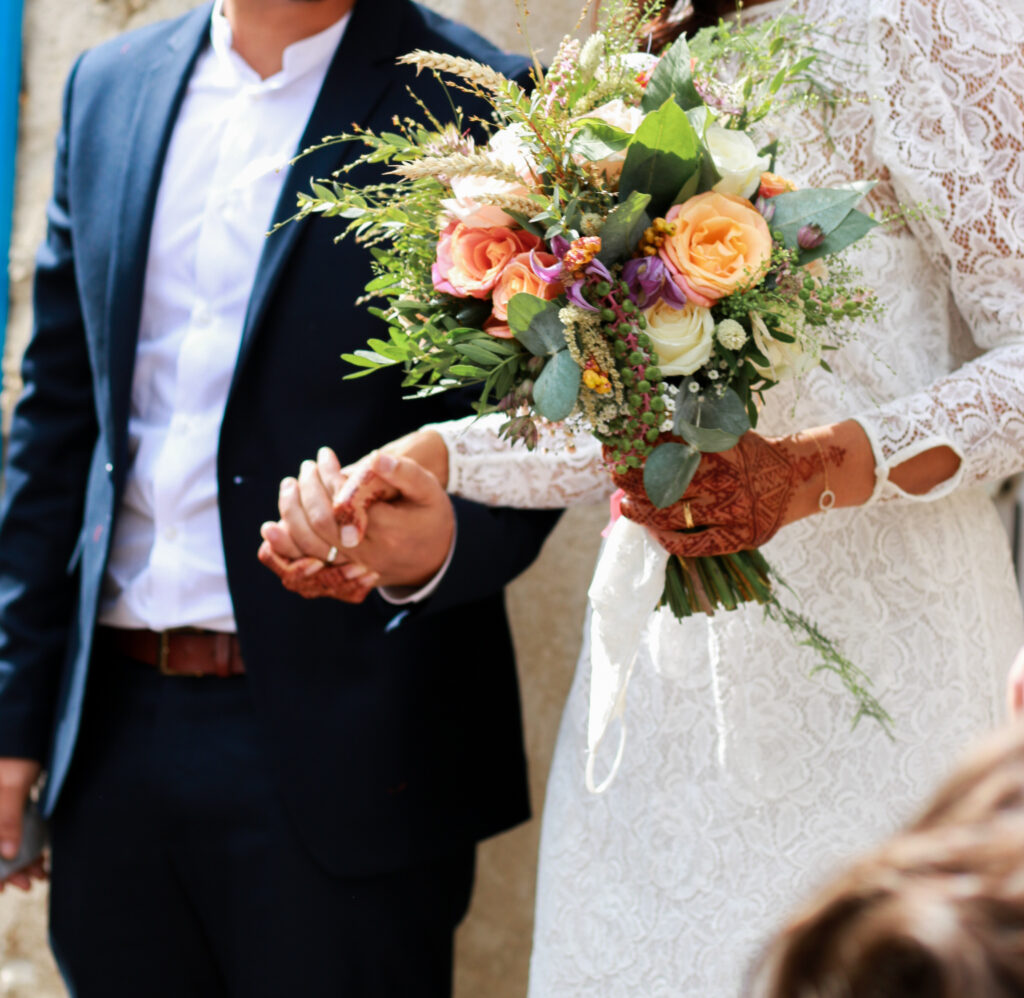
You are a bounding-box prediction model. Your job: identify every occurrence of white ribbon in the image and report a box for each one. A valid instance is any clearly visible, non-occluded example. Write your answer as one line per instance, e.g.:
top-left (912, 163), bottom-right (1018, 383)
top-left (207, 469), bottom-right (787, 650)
top-left (585, 516), bottom-right (669, 793)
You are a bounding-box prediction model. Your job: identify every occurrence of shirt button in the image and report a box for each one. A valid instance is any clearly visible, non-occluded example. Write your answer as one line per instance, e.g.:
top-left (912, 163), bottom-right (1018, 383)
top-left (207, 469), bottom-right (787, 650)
top-left (164, 526), bottom-right (178, 542)
top-left (104, 463), bottom-right (113, 474)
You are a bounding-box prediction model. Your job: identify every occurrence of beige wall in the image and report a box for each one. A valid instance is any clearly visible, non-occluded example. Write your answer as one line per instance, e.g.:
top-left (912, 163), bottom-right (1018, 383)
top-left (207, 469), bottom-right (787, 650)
top-left (2, 2), bottom-right (602, 996)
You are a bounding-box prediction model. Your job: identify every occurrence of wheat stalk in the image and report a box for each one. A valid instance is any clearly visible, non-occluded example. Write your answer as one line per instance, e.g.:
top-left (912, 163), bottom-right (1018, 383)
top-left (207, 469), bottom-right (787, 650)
top-left (398, 51), bottom-right (516, 96)
top-left (390, 152), bottom-right (523, 183)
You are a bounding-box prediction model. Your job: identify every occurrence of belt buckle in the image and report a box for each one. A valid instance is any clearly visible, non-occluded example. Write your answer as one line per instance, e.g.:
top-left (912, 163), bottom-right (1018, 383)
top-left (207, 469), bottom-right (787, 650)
top-left (157, 631), bottom-right (174, 675)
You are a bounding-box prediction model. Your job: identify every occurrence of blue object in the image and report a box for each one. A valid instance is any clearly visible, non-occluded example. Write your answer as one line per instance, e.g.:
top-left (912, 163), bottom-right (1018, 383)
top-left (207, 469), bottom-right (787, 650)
top-left (0, 0), bottom-right (24, 358)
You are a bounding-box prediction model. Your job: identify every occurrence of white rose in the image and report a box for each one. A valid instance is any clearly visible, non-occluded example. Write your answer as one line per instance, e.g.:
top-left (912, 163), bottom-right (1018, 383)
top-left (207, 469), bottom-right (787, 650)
top-left (441, 175), bottom-right (531, 228)
top-left (707, 125), bottom-right (771, 200)
top-left (645, 301), bottom-right (715, 376)
top-left (748, 310), bottom-right (820, 382)
top-left (573, 99), bottom-right (645, 182)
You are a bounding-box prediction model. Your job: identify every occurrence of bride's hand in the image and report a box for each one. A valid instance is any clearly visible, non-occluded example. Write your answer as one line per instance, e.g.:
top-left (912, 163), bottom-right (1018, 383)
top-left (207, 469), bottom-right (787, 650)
top-left (257, 430), bottom-right (452, 600)
top-left (614, 431), bottom-right (803, 558)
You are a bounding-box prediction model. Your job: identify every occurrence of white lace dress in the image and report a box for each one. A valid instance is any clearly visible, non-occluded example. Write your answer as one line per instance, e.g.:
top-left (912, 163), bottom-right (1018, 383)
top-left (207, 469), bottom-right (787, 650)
top-left (436, 0), bottom-right (1024, 993)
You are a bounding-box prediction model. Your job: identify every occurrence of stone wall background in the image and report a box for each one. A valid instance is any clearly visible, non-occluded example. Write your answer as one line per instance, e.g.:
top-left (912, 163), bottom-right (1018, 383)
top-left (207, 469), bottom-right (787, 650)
top-left (3, 1), bottom-right (600, 996)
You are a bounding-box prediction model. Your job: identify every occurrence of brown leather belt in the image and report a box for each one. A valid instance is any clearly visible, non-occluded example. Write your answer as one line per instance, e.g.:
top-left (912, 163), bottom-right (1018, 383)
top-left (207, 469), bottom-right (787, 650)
top-left (97, 626), bottom-right (246, 677)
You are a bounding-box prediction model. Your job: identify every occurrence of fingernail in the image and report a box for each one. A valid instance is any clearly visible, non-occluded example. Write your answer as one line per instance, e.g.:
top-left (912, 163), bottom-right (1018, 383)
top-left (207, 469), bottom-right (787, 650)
top-left (364, 573), bottom-right (380, 587)
top-left (378, 453), bottom-right (398, 473)
top-left (302, 560), bottom-right (322, 577)
top-left (342, 563), bottom-right (366, 580)
top-left (0, 842), bottom-right (17, 860)
top-left (280, 478), bottom-right (296, 492)
top-left (317, 447), bottom-right (332, 462)
top-left (341, 525), bottom-right (359, 548)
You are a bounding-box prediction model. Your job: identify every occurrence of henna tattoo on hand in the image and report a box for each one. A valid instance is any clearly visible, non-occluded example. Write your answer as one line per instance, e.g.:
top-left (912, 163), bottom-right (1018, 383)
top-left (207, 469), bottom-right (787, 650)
top-left (612, 432), bottom-right (798, 558)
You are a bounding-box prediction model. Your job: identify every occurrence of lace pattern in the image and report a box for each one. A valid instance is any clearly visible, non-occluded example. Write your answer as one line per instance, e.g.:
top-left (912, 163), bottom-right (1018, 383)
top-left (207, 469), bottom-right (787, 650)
top-left (434, 1), bottom-right (1024, 994)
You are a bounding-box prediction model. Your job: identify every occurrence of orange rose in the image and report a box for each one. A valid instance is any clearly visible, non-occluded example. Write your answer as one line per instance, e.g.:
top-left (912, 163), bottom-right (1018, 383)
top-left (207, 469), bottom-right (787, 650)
top-left (485, 252), bottom-right (562, 338)
top-left (658, 192), bottom-right (773, 306)
top-left (432, 222), bottom-right (543, 300)
top-left (759, 172), bottom-right (796, 198)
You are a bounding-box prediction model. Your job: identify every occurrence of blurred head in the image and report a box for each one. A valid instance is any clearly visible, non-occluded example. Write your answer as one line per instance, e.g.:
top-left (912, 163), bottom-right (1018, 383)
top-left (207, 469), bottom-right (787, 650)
top-left (637, 1), bottom-right (739, 52)
top-left (752, 723), bottom-right (1024, 998)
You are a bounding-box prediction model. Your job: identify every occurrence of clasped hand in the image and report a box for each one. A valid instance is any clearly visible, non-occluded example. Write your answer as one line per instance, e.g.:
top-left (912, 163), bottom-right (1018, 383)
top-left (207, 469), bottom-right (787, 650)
top-left (257, 431), bottom-right (453, 602)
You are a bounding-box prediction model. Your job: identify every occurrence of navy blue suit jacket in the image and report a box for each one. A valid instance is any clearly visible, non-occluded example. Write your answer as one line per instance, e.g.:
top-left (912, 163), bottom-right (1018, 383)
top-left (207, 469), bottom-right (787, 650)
top-left (0, 0), bottom-right (557, 876)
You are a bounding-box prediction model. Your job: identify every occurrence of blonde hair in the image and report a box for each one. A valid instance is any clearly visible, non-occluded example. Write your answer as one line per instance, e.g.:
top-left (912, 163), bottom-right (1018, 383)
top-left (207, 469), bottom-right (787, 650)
top-left (754, 723), bottom-right (1024, 998)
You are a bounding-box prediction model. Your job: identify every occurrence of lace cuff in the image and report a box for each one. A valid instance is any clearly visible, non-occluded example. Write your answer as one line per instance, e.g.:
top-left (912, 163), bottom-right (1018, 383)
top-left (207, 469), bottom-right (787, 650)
top-left (425, 414), bottom-right (612, 510)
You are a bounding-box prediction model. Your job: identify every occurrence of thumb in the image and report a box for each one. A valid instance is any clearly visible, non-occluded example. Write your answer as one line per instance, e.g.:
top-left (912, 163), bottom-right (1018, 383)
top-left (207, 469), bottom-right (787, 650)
top-left (366, 451), bottom-right (440, 507)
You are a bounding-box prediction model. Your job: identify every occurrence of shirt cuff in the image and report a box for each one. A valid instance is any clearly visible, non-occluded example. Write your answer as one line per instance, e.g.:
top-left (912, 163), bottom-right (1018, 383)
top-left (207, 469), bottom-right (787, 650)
top-left (377, 523), bottom-right (457, 605)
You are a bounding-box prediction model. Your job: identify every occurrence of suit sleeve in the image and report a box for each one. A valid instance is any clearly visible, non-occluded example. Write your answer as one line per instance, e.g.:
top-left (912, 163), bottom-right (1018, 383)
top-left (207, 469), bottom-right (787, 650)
top-left (0, 55), bottom-right (98, 760)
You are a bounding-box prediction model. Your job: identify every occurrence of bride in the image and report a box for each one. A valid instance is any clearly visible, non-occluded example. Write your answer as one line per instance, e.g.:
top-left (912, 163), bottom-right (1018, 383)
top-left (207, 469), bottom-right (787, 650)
top-left (261, 0), bottom-right (1024, 992)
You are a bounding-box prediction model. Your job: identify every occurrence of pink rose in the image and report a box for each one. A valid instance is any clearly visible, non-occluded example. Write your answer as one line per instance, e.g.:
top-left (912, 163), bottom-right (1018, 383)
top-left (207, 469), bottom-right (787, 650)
top-left (486, 252), bottom-right (561, 337)
top-left (432, 222), bottom-right (543, 299)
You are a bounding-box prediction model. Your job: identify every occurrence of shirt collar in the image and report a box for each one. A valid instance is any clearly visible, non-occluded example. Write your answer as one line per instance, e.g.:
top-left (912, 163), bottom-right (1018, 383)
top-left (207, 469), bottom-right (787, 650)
top-left (209, 0), bottom-right (350, 87)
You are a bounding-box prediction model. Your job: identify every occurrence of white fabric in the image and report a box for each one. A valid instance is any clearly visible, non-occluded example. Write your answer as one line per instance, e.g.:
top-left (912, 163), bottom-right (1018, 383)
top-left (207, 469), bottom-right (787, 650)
top-left (100, 4), bottom-right (349, 632)
top-left (434, 0), bottom-right (1024, 993)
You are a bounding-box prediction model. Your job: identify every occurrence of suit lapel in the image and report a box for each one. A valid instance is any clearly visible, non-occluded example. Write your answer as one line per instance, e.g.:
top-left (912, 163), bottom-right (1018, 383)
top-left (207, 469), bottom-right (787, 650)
top-left (230, 0), bottom-right (412, 390)
top-left (105, 5), bottom-right (212, 458)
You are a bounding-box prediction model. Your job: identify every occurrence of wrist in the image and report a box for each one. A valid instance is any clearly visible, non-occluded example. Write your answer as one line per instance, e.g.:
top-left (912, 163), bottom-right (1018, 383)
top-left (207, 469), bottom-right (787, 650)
top-left (781, 421), bottom-right (876, 524)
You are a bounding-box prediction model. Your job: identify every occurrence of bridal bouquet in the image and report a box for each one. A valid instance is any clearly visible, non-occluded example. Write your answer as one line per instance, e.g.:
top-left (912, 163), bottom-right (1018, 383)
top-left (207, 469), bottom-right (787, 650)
top-left (292, 2), bottom-right (890, 729)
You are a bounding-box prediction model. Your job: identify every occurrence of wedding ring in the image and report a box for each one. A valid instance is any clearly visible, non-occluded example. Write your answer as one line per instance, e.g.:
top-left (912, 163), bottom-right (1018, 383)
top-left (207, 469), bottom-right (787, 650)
top-left (325, 545), bottom-right (339, 565)
top-left (683, 502), bottom-right (695, 530)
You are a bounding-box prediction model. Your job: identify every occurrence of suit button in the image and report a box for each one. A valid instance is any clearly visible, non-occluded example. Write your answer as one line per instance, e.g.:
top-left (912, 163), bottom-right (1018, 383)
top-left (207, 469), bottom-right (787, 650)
top-left (104, 463), bottom-right (113, 474)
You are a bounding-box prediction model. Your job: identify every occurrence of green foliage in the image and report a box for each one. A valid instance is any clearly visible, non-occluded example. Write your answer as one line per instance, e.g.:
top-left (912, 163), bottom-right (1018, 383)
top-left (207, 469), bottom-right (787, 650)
top-left (673, 383), bottom-right (751, 453)
top-left (618, 100), bottom-right (702, 217)
top-left (641, 37), bottom-right (702, 113)
top-left (533, 349), bottom-right (581, 421)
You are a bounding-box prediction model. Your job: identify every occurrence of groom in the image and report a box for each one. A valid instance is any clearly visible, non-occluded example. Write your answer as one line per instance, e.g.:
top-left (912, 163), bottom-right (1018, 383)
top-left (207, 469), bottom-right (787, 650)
top-left (0, 0), bottom-right (556, 994)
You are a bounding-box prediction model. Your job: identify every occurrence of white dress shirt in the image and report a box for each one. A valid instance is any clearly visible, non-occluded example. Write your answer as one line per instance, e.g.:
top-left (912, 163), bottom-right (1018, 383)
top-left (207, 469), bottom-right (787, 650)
top-left (99, 4), bottom-right (349, 631)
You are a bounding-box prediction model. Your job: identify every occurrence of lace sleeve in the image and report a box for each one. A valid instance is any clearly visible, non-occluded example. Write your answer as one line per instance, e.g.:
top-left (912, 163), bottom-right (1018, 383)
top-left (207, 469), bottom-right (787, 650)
top-left (426, 415), bottom-right (613, 509)
top-left (854, 0), bottom-right (1024, 501)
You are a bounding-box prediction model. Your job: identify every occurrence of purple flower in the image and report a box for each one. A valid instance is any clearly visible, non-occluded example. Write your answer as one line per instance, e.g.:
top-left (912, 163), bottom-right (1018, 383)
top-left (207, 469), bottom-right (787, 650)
top-left (622, 256), bottom-right (687, 310)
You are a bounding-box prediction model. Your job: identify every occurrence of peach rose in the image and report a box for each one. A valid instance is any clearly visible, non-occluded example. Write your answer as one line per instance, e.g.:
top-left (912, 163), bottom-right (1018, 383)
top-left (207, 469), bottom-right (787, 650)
top-left (432, 222), bottom-right (543, 299)
top-left (759, 172), bottom-right (797, 198)
top-left (658, 191), bottom-right (773, 306)
top-left (486, 252), bottom-right (562, 338)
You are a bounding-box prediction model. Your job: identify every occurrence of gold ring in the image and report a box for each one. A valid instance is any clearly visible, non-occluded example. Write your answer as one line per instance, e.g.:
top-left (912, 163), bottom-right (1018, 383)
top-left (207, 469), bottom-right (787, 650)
top-left (682, 502), bottom-right (694, 530)
top-left (325, 545), bottom-right (339, 564)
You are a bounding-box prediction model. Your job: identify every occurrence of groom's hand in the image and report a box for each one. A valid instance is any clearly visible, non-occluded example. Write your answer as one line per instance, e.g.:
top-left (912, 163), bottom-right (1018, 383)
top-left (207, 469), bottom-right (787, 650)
top-left (0, 758), bottom-right (46, 893)
top-left (259, 446), bottom-right (454, 597)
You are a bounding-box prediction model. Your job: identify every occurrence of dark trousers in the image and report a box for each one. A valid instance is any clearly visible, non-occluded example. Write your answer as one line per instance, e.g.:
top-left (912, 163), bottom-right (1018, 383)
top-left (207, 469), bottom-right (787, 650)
top-left (48, 653), bottom-right (476, 998)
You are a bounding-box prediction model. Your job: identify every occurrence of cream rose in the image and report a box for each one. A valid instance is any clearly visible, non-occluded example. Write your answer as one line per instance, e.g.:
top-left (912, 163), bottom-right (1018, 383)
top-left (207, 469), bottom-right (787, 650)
top-left (749, 310), bottom-right (820, 382)
top-left (644, 300), bottom-right (715, 376)
top-left (707, 126), bottom-right (772, 200)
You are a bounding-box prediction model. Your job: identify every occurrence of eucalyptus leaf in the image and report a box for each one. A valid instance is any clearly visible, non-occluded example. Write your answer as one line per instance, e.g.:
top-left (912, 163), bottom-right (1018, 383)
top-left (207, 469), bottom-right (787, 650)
top-left (508, 294), bottom-right (567, 357)
top-left (674, 384), bottom-right (750, 452)
top-left (768, 183), bottom-right (875, 248)
top-left (675, 383), bottom-right (751, 435)
top-left (641, 37), bottom-right (703, 113)
top-left (798, 208), bottom-right (878, 263)
top-left (619, 100), bottom-right (701, 218)
top-left (597, 191), bottom-right (652, 265)
top-left (533, 350), bottom-right (581, 421)
top-left (643, 442), bottom-right (701, 509)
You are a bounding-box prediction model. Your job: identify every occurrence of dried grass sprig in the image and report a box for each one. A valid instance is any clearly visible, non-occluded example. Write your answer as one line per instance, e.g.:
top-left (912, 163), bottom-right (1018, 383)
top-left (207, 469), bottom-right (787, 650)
top-left (397, 51), bottom-right (517, 97)
top-left (390, 152), bottom-right (524, 183)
